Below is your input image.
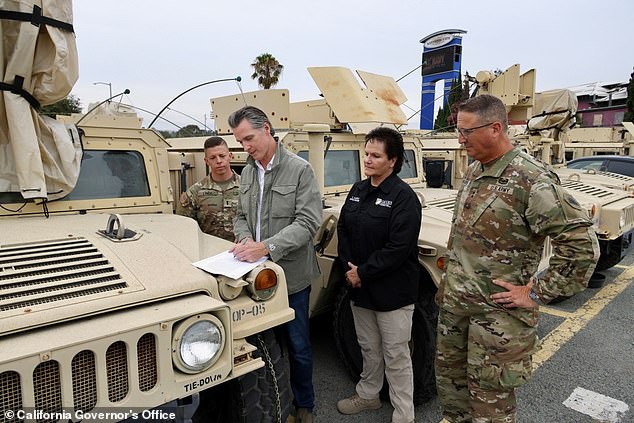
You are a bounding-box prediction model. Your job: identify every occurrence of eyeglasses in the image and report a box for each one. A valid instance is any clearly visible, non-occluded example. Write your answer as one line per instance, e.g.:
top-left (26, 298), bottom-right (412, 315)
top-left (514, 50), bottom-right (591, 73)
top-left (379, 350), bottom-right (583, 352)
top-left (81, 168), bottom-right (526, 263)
top-left (455, 122), bottom-right (495, 138)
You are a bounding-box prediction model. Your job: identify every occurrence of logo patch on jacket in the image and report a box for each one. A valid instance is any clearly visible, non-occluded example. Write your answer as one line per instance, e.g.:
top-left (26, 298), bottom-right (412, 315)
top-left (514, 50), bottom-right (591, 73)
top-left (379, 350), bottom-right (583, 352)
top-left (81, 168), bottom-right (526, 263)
top-left (375, 198), bottom-right (393, 208)
top-left (349, 196), bottom-right (360, 203)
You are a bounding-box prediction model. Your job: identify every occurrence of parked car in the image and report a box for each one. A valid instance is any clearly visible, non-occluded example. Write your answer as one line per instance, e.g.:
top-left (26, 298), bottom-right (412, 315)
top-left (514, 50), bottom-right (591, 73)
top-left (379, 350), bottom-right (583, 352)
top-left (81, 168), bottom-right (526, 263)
top-left (567, 155), bottom-right (634, 177)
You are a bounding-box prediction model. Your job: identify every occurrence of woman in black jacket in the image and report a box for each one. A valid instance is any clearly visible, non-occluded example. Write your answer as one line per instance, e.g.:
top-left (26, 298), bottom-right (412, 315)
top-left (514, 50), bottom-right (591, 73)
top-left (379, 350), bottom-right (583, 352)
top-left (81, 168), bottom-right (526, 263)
top-left (336, 127), bottom-right (422, 423)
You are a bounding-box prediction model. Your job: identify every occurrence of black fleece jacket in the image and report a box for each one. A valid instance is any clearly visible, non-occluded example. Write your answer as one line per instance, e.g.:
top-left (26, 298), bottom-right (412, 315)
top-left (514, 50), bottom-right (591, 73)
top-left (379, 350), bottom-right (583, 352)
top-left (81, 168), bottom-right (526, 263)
top-left (337, 172), bottom-right (421, 311)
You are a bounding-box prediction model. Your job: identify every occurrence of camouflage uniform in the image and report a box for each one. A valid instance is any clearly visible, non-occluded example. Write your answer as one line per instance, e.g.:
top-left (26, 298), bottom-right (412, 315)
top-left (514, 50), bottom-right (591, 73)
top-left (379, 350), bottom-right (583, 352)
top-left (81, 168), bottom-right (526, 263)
top-left (436, 148), bottom-right (599, 423)
top-left (176, 171), bottom-right (240, 241)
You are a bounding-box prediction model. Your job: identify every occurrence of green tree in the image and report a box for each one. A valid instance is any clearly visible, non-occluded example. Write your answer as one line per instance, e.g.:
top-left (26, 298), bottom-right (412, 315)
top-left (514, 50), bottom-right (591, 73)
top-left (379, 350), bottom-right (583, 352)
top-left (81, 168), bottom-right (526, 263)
top-left (434, 75), bottom-right (469, 131)
top-left (158, 129), bottom-right (177, 138)
top-left (158, 127), bottom-right (214, 139)
top-left (175, 124), bottom-right (208, 137)
top-left (434, 103), bottom-right (450, 131)
top-left (40, 94), bottom-right (82, 118)
top-left (625, 67), bottom-right (634, 122)
top-left (251, 53), bottom-right (284, 89)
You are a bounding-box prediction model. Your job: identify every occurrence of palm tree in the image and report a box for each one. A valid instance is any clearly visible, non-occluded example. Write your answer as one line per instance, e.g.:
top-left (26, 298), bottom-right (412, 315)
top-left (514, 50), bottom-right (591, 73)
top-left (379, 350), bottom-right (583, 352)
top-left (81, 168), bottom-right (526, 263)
top-left (251, 53), bottom-right (284, 89)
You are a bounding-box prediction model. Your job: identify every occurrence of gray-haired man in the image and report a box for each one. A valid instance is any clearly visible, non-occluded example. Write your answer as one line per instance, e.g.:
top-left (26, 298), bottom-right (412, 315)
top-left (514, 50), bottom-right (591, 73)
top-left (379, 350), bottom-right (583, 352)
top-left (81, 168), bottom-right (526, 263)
top-left (228, 106), bottom-right (322, 423)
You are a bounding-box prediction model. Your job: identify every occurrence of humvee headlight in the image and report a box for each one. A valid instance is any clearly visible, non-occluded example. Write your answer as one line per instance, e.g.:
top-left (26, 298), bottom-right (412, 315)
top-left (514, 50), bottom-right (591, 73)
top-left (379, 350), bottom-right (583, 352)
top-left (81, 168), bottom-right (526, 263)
top-left (173, 314), bottom-right (224, 374)
top-left (619, 211), bottom-right (626, 229)
top-left (246, 266), bottom-right (278, 301)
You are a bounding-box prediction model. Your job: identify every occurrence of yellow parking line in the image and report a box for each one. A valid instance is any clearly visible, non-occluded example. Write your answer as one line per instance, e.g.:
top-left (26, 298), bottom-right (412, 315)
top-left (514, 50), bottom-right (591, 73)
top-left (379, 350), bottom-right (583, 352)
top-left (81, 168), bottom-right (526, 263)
top-left (539, 306), bottom-right (574, 318)
top-left (532, 266), bottom-right (634, 370)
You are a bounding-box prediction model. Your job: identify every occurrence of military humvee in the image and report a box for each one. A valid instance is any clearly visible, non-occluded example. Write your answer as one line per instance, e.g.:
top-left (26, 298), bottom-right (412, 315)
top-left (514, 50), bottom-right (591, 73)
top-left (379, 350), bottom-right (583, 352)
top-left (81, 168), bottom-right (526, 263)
top-left (528, 123), bottom-right (634, 164)
top-left (0, 3), bottom-right (294, 422)
top-left (1, 113), bottom-right (297, 422)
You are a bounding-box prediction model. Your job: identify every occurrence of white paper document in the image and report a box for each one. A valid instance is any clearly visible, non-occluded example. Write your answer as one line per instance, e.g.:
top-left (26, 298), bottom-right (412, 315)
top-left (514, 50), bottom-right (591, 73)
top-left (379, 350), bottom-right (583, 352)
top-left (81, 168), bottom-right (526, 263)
top-left (193, 250), bottom-right (267, 280)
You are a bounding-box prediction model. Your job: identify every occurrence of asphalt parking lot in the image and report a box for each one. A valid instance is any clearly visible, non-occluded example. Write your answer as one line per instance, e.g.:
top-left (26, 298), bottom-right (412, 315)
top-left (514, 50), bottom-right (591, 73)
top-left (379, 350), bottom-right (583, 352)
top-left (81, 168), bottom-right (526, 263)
top-left (311, 252), bottom-right (634, 423)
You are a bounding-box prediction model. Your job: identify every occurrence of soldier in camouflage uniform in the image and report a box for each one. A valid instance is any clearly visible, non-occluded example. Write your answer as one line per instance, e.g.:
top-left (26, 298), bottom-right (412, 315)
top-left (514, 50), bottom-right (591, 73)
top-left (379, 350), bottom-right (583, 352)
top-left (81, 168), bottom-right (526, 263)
top-left (176, 136), bottom-right (239, 241)
top-left (435, 95), bottom-right (599, 423)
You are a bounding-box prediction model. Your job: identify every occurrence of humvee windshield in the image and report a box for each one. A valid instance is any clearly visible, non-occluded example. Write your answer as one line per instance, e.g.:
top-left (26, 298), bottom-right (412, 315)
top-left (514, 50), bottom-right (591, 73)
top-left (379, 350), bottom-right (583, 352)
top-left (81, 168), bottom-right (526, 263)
top-left (399, 150), bottom-right (418, 179)
top-left (298, 150), bottom-right (361, 187)
top-left (64, 150), bottom-right (150, 200)
top-left (1, 151), bottom-right (150, 206)
top-left (297, 149), bottom-right (418, 187)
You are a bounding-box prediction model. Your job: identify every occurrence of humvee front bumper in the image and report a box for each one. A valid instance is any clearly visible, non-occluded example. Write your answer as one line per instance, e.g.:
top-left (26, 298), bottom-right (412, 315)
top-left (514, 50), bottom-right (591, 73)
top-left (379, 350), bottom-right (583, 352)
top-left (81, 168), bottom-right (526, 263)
top-left (0, 294), bottom-right (268, 420)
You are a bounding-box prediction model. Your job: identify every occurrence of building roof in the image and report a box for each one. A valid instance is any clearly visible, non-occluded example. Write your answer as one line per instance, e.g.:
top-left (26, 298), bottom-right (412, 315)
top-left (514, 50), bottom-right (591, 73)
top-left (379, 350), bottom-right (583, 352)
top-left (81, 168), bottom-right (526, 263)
top-left (566, 80), bottom-right (627, 99)
top-left (595, 87), bottom-right (627, 103)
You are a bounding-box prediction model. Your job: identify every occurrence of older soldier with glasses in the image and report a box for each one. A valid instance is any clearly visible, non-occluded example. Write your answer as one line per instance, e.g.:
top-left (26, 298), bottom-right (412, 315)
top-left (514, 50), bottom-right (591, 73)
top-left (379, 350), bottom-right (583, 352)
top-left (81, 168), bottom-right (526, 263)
top-left (436, 94), bottom-right (599, 422)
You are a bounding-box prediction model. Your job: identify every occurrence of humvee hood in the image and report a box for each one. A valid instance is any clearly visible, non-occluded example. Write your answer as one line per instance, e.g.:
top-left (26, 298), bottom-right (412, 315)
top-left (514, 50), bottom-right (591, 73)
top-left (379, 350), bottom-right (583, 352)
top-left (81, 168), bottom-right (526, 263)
top-left (0, 213), bottom-right (225, 335)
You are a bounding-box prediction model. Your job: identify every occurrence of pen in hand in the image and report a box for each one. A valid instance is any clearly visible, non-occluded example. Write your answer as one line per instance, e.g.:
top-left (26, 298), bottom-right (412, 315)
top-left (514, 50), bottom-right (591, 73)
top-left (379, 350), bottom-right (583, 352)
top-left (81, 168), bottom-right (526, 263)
top-left (231, 238), bottom-right (269, 263)
top-left (229, 237), bottom-right (249, 254)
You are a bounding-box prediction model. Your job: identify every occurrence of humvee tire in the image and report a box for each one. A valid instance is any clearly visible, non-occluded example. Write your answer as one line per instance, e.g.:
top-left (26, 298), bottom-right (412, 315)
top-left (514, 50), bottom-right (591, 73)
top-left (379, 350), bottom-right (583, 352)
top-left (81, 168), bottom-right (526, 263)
top-left (193, 330), bottom-right (291, 423)
top-left (596, 237), bottom-right (626, 271)
top-left (333, 273), bottom-right (438, 405)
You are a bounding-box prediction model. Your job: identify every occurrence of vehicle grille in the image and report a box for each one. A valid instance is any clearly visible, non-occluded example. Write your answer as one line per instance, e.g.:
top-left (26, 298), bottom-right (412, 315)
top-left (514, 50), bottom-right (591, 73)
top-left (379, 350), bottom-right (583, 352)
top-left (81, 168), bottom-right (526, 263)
top-left (0, 238), bottom-right (128, 312)
top-left (0, 334), bottom-right (158, 419)
top-left (560, 181), bottom-right (614, 198)
top-left (33, 361), bottom-right (62, 422)
top-left (597, 171), bottom-right (631, 182)
top-left (137, 334), bottom-right (158, 392)
top-left (425, 197), bottom-right (457, 212)
top-left (72, 351), bottom-right (97, 412)
top-left (106, 342), bottom-right (129, 402)
top-left (0, 371), bottom-right (22, 423)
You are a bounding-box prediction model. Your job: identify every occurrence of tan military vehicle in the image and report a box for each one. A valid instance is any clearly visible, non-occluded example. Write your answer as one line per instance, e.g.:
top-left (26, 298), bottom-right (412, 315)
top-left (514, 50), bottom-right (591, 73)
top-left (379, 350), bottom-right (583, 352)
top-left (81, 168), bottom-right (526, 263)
top-left (410, 64), bottom-right (634, 271)
top-left (168, 67), bottom-right (461, 404)
top-left (529, 122), bottom-right (634, 163)
top-left (2, 120), bottom-right (296, 423)
top-left (512, 86), bottom-right (634, 187)
top-left (0, 3), bottom-right (294, 422)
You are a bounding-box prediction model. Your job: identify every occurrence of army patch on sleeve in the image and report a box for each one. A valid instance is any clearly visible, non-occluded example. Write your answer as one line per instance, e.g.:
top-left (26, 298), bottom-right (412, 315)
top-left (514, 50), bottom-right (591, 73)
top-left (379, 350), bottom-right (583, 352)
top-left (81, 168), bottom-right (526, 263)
top-left (179, 192), bottom-right (191, 207)
top-left (562, 191), bottom-right (583, 210)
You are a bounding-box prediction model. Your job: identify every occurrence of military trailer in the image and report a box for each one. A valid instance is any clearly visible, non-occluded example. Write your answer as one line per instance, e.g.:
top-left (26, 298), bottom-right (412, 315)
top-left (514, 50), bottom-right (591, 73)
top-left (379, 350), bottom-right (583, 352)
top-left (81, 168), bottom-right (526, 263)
top-left (0, 2), bottom-right (294, 422)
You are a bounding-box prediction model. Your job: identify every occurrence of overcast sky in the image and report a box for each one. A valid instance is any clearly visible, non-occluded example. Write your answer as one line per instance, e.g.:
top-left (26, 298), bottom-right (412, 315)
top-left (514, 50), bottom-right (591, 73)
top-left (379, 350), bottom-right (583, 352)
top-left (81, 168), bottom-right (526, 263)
top-left (71, 0), bottom-right (633, 130)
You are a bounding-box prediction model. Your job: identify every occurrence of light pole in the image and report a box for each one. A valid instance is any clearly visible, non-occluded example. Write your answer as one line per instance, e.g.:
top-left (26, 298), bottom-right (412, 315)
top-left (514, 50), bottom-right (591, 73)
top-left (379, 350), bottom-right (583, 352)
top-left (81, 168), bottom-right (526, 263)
top-left (93, 81), bottom-right (113, 99)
